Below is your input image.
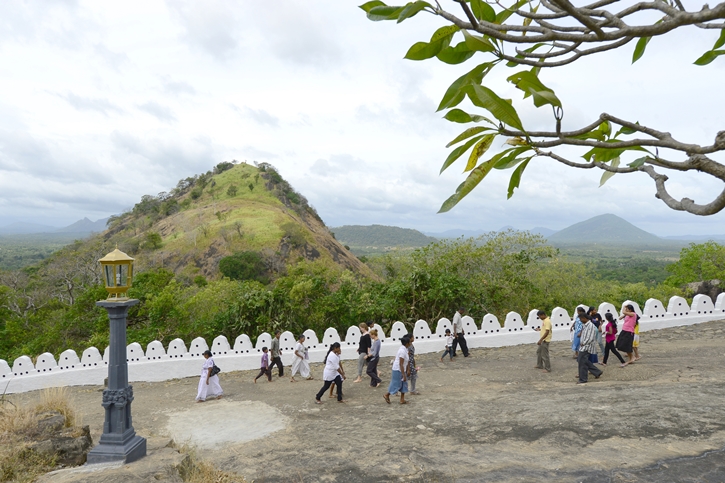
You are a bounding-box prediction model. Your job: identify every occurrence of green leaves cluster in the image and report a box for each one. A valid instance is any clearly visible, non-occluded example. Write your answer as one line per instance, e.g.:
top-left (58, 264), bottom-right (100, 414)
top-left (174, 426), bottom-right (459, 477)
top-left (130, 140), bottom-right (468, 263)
top-left (694, 29), bottom-right (725, 65)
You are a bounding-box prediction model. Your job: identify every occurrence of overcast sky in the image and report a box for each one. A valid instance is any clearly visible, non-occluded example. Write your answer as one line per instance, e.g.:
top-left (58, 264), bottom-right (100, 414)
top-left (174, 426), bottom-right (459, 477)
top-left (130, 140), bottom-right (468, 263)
top-left (0, 1), bottom-right (724, 236)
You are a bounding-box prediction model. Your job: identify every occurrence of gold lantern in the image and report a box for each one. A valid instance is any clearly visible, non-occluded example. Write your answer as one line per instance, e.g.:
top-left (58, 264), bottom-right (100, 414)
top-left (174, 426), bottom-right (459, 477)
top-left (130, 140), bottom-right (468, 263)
top-left (99, 247), bottom-right (134, 300)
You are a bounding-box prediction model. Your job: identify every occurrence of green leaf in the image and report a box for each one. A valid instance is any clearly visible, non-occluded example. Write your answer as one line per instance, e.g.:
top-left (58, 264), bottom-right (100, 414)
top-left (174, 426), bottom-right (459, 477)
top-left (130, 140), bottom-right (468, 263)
top-left (470, 0), bottom-right (496, 22)
top-left (359, 1), bottom-right (386, 13)
top-left (599, 157), bottom-right (620, 187)
top-left (462, 30), bottom-right (496, 53)
top-left (506, 70), bottom-right (561, 108)
top-left (628, 156), bottom-right (650, 168)
top-left (507, 158), bottom-right (530, 199)
top-left (465, 84), bottom-right (525, 131)
top-left (615, 124), bottom-right (639, 137)
top-left (694, 49), bottom-right (725, 66)
top-left (583, 147), bottom-right (624, 163)
top-left (493, 146), bottom-right (532, 169)
top-left (446, 126), bottom-right (493, 147)
top-left (438, 156), bottom-right (499, 212)
top-left (714, 28), bottom-right (725, 50)
top-left (367, 5), bottom-right (406, 21)
top-left (440, 135), bottom-right (486, 173)
top-left (632, 36), bottom-right (651, 63)
top-left (495, 0), bottom-right (528, 24)
top-left (444, 108), bottom-right (474, 123)
top-left (437, 62), bottom-right (494, 111)
top-left (464, 134), bottom-right (496, 171)
top-left (443, 108), bottom-right (496, 124)
top-left (404, 25), bottom-right (459, 60)
top-left (397, 1), bottom-right (432, 23)
top-left (436, 42), bottom-right (475, 65)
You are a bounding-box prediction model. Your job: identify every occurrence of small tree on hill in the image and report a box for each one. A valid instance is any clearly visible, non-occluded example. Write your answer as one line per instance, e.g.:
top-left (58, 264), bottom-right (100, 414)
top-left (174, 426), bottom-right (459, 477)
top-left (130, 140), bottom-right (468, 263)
top-left (219, 251), bottom-right (268, 283)
top-left (227, 185), bottom-right (238, 197)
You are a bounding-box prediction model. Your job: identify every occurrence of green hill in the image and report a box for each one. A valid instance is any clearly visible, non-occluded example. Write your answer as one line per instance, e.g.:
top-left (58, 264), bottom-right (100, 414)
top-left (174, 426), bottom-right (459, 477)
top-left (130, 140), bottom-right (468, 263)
top-left (99, 162), bottom-right (369, 279)
top-left (548, 214), bottom-right (664, 245)
top-left (331, 225), bottom-right (438, 248)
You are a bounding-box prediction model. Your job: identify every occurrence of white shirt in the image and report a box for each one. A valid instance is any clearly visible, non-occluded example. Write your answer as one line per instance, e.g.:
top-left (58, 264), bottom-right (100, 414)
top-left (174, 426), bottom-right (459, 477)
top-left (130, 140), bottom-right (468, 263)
top-left (453, 311), bottom-right (463, 334)
top-left (323, 352), bottom-right (341, 381)
top-left (392, 345), bottom-right (409, 372)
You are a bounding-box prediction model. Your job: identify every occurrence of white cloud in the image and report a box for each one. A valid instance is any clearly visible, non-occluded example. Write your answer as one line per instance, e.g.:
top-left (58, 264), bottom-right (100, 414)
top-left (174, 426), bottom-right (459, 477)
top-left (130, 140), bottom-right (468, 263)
top-left (0, 0), bottom-right (723, 236)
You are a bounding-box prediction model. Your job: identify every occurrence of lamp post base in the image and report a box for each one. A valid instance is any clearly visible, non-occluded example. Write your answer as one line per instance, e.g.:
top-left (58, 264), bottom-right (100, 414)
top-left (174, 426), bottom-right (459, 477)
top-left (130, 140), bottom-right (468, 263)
top-left (87, 434), bottom-right (146, 465)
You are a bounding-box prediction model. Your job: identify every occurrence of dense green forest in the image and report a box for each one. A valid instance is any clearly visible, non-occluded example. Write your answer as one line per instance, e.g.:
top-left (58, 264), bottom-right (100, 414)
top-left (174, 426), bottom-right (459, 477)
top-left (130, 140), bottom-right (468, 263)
top-left (0, 233), bottom-right (89, 270)
top-left (331, 224), bottom-right (438, 248)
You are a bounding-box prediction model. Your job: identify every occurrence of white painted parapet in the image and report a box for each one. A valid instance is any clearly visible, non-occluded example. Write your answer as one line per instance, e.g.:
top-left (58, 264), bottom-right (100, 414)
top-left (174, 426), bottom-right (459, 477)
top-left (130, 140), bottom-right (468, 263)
top-left (59, 350), bottom-right (80, 369)
top-left (2, 296), bottom-right (724, 394)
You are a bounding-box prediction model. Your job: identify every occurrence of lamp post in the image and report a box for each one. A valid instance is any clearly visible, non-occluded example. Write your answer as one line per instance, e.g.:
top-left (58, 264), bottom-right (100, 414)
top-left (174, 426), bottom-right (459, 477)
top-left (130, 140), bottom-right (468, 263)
top-left (86, 247), bottom-right (146, 464)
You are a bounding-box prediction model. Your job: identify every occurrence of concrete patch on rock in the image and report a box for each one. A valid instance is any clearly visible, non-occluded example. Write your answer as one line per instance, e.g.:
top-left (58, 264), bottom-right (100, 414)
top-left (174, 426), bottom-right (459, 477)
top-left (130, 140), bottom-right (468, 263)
top-left (165, 399), bottom-right (287, 449)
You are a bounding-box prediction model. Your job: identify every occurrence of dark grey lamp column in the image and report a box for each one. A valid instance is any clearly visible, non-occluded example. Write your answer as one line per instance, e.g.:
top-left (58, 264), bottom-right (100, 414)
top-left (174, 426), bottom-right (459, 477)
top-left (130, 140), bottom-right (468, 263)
top-left (86, 298), bottom-right (146, 464)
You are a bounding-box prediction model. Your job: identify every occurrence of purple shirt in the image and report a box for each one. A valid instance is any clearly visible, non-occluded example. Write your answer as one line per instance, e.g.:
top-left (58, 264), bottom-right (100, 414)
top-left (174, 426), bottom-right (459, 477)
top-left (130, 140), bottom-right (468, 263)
top-left (260, 352), bottom-right (269, 369)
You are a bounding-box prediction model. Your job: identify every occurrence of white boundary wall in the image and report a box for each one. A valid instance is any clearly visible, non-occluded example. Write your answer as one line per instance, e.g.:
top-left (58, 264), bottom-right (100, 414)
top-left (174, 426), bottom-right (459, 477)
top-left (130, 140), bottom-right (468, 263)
top-left (2, 294), bottom-right (723, 394)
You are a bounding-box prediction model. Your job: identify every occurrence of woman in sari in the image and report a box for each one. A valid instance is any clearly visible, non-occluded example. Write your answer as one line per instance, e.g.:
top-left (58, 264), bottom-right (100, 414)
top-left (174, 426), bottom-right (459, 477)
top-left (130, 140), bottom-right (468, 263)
top-left (290, 334), bottom-right (313, 382)
top-left (196, 350), bottom-right (223, 402)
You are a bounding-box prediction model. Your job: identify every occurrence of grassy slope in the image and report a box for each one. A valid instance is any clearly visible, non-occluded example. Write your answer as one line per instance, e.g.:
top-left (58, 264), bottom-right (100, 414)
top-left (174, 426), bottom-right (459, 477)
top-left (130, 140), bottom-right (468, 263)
top-left (105, 162), bottom-right (368, 279)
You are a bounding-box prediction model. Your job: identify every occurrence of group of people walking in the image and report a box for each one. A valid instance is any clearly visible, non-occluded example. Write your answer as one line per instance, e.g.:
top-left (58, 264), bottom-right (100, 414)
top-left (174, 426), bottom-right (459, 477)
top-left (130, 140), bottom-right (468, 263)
top-left (534, 305), bottom-right (643, 384)
top-left (195, 305), bottom-right (645, 402)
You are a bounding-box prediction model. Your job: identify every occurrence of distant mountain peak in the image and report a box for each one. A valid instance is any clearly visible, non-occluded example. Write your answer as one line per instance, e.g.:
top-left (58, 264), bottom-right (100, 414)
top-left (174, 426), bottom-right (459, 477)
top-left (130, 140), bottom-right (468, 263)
top-left (548, 213), bottom-right (662, 244)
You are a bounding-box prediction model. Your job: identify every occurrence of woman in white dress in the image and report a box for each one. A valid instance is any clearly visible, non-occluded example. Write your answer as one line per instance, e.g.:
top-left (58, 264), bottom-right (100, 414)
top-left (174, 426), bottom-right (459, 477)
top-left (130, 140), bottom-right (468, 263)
top-left (290, 334), bottom-right (313, 382)
top-left (196, 350), bottom-right (223, 402)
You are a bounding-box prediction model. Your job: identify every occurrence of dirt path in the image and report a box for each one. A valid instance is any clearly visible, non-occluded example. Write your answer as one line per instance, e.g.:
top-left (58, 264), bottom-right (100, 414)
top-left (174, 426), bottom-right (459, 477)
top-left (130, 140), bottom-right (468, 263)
top-left (12, 320), bottom-right (725, 482)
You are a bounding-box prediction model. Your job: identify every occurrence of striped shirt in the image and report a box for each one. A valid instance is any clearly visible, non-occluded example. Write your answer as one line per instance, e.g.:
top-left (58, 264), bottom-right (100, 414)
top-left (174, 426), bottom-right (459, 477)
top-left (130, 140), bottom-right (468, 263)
top-left (579, 321), bottom-right (598, 353)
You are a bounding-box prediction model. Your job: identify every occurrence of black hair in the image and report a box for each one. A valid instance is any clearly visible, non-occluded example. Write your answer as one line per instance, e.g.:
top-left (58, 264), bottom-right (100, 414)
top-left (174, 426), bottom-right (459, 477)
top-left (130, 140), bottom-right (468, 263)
top-left (401, 334), bottom-right (411, 346)
top-left (537, 310), bottom-right (546, 316)
top-left (605, 313), bottom-right (617, 331)
top-left (262, 346), bottom-right (268, 351)
top-left (588, 306), bottom-right (596, 314)
top-left (580, 314), bottom-right (590, 321)
top-left (576, 306), bottom-right (586, 314)
top-left (445, 328), bottom-right (451, 334)
top-left (324, 342), bottom-right (341, 363)
top-left (202, 350), bottom-right (212, 357)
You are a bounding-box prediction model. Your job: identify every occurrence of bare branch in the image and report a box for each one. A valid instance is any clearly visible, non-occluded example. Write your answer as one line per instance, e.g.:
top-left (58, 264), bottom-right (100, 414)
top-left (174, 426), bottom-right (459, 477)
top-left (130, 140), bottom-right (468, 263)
top-left (641, 165), bottom-right (725, 215)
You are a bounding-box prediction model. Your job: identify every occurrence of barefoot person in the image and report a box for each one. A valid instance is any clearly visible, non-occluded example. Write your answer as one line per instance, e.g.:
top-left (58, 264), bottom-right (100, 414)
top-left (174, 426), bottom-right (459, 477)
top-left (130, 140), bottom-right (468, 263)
top-left (534, 310), bottom-right (552, 372)
top-left (577, 314), bottom-right (603, 384)
top-left (270, 330), bottom-right (284, 377)
top-left (196, 350), bottom-right (223, 402)
top-left (254, 346), bottom-right (272, 383)
top-left (384, 334), bottom-right (411, 405)
top-left (315, 342), bottom-right (346, 404)
top-left (616, 305), bottom-right (638, 366)
top-left (353, 323), bottom-right (372, 383)
top-left (451, 308), bottom-right (469, 357)
top-left (440, 329), bottom-right (454, 362)
top-left (290, 334), bottom-right (312, 382)
top-left (407, 334), bottom-right (420, 395)
top-left (366, 329), bottom-right (382, 387)
top-left (602, 313), bottom-right (625, 366)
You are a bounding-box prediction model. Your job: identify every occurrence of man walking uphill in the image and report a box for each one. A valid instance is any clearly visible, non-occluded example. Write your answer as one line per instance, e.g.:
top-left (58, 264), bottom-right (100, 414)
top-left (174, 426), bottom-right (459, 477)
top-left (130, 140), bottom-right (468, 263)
top-left (534, 310), bottom-right (552, 372)
top-left (451, 308), bottom-right (469, 358)
top-left (577, 314), bottom-right (603, 384)
top-left (270, 330), bottom-right (284, 377)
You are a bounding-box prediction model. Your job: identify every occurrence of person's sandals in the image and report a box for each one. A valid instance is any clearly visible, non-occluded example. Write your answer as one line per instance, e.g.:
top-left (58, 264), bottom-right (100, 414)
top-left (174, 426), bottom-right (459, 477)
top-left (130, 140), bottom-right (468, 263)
top-left (400, 400), bottom-right (408, 404)
top-left (383, 394), bottom-right (391, 404)
top-left (315, 399), bottom-right (322, 404)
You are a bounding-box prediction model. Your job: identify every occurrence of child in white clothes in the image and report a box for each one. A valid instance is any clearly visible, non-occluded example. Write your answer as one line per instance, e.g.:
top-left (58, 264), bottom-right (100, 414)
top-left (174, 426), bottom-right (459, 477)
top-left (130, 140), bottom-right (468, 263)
top-left (440, 329), bottom-right (454, 361)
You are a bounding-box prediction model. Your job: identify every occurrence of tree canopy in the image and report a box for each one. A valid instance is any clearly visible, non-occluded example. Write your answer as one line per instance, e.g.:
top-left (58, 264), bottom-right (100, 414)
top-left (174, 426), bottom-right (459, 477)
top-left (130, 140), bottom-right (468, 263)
top-left (360, 0), bottom-right (725, 215)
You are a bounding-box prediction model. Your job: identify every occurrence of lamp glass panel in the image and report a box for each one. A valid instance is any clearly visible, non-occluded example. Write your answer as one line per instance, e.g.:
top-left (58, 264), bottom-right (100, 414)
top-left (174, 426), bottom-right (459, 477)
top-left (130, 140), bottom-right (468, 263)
top-left (104, 265), bottom-right (115, 287)
top-left (118, 264), bottom-right (128, 287)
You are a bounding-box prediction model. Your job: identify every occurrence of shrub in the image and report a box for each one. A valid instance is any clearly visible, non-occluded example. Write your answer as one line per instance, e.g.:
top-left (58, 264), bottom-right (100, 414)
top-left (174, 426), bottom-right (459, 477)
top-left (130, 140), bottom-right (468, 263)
top-left (219, 251), bottom-right (268, 283)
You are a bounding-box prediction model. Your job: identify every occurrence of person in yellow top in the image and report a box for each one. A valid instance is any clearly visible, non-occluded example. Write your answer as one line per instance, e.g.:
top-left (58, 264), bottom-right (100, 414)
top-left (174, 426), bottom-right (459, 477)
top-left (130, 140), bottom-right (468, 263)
top-left (534, 310), bottom-right (553, 373)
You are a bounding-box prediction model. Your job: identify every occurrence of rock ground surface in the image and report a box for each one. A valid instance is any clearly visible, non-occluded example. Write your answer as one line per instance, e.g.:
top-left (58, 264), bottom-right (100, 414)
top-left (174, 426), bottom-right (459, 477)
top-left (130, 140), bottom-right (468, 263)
top-left (11, 319), bottom-right (725, 482)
